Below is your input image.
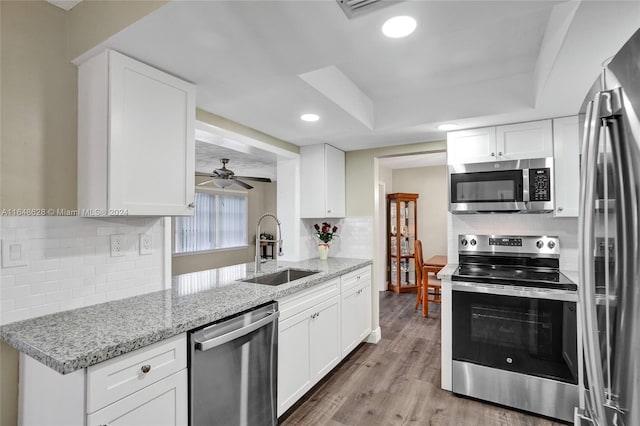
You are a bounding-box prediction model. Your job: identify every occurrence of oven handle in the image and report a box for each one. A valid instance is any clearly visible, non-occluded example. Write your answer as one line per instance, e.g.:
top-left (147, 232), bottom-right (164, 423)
top-left (451, 282), bottom-right (577, 302)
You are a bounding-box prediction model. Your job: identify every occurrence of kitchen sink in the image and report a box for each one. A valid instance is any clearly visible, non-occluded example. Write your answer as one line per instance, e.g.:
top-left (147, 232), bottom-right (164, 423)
top-left (243, 268), bottom-right (319, 286)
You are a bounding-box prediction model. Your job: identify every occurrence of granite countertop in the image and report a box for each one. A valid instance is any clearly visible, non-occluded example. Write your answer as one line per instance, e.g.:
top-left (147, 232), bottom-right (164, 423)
top-left (0, 258), bottom-right (371, 375)
top-left (437, 263), bottom-right (458, 280)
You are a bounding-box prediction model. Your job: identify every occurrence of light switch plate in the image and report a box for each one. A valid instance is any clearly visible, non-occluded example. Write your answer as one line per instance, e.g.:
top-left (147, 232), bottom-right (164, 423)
top-left (2, 240), bottom-right (28, 268)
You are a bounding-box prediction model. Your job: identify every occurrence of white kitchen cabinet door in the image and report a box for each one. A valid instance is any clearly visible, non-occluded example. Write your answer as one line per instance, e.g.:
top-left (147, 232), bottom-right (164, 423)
top-left (446, 127), bottom-right (497, 164)
top-left (341, 267), bottom-right (372, 357)
top-left (278, 308), bottom-right (312, 416)
top-left (300, 144), bottom-right (345, 218)
top-left (552, 116), bottom-right (580, 217)
top-left (496, 119), bottom-right (553, 161)
top-left (277, 285), bottom-right (341, 416)
top-left (78, 49), bottom-right (195, 216)
top-left (325, 144), bottom-right (346, 217)
top-left (309, 294), bottom-right (341, 379)
top-left (87, 369), bottom-right (187, 426)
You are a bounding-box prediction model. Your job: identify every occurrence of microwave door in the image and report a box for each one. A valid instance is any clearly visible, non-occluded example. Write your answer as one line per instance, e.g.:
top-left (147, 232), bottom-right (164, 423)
top-left (449, 169), bottom-right (525, 212)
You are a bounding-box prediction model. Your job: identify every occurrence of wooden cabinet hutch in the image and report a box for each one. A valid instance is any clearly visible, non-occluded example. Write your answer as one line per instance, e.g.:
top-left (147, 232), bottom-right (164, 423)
top-left (387, 193), bottom-right (419, 293)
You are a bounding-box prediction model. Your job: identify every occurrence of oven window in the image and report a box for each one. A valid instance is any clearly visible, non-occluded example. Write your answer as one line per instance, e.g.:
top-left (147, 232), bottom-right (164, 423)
top-left (450, 170), bottom-right (523, 203)
top-left (453, 291), bottom-right (578, 384)
top-left (470, 304), bottom-right (553, 358)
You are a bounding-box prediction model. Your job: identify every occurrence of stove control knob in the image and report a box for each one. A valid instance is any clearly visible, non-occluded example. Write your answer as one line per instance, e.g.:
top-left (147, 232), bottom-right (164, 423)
top-left (536, 240), bottom-right (544, 249)
top-left (470, 239), bottom-right (477, 246)
top-left (460, 239), bottom-right (468, 247)
top-left (547, 241), bottom-right (556, 249)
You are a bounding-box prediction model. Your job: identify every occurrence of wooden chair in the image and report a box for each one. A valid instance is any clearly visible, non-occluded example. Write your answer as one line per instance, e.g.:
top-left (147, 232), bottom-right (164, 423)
top-left (415, 240), bottom-right (444, 317)
top-left (414, 240), bottom-right (425, 311)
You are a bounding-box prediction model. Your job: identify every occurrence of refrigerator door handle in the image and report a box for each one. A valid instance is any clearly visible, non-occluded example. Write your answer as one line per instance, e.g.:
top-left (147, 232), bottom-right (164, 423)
top-left (579, 92), bottom-right (609, 425)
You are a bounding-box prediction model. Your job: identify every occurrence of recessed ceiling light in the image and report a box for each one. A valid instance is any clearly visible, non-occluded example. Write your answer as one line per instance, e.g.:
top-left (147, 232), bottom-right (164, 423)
top-left (438, 123), bottom-right (460, 131)
top-left (300, 113), bottom-right (320, 122)
top-left (382, 16), bottom-right (417, 38)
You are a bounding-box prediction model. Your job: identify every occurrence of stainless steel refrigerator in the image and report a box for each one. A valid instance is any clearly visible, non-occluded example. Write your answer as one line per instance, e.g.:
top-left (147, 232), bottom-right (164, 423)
top-left (576, 27), bottom-right (640, 426)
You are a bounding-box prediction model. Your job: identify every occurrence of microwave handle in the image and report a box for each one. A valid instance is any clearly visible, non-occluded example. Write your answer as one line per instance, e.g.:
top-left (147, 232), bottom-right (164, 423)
top-left (522, 168), bottom-right (530, 203)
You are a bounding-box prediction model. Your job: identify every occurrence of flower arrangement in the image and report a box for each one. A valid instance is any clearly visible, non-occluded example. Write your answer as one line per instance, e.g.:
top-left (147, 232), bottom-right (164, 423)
top-left (314, 222), bottom-right (339, 244)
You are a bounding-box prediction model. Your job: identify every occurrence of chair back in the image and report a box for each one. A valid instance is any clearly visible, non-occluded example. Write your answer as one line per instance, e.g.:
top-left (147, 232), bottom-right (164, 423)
top-left (414, 240), bottom-right (424, 284)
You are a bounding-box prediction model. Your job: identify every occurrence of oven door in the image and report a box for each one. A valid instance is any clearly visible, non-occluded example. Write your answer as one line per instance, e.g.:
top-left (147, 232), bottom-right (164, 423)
top-left (452, 283), bottom-right (578, 384)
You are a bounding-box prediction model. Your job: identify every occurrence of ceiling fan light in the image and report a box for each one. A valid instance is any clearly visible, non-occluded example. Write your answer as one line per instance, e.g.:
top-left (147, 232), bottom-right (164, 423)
top-left (382, 16), bottom-right (416, 38)
top-left (212, 178), bottom-right (233, 188)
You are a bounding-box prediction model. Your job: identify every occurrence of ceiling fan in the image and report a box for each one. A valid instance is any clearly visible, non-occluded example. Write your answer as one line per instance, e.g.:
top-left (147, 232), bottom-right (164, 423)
top-left (195, 158), bottom-right (272, 190)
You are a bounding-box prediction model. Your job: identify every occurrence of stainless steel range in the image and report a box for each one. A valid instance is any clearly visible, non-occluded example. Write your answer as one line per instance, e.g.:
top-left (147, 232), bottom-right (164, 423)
top-left (451, 234), bottom-right (579, 422)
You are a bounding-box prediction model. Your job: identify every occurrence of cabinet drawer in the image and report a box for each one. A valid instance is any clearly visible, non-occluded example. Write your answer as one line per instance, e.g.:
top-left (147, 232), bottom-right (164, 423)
top-left (87, 333), bottom-right (187, 413)
top-left (87, 369), bottom-right (187, 426)
top-left (278, 278), bottom-right (340, 321)
top-left (341, 266), bottom-right (371, 291)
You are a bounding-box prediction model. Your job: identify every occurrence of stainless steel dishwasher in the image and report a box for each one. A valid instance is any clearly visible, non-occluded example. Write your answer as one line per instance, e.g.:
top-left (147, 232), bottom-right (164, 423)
top-left (188, 301), bottom-right (279, 426)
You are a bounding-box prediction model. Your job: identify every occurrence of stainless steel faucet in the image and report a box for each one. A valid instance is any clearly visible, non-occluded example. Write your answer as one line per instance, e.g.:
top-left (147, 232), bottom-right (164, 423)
top-left (255, 213), bottom-right (283, 273)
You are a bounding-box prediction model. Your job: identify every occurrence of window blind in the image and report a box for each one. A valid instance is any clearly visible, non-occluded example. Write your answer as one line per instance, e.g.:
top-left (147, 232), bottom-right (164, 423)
top-left (174, 191), bottom-right (247, 254)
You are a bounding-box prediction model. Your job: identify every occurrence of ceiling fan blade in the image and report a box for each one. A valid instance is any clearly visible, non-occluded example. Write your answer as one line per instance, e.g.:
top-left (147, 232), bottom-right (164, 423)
top-left (195, 171), bottom-right (215, 177)
top-left (197, 179), bottom-right (214, 186)
top-left (234, 176), bottom-right (272, 183)
top-left (231, 178), bottom-right (253, 189)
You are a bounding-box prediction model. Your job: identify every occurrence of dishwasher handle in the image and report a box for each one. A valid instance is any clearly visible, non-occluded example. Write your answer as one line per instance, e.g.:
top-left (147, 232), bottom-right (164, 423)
top-left (194, 310), bottom-right (279, 352)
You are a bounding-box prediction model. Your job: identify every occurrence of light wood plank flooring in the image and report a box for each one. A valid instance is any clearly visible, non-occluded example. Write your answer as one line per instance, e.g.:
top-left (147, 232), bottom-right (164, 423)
top-left (280, 291), bottom-right (566, 426)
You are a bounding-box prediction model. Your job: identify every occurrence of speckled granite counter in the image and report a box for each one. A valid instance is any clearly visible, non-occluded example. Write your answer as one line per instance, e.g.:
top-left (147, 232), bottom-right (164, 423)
top-left (0, 258), bottom-right (371, 375)
top-left (437, 263), bottom-right (458, 280)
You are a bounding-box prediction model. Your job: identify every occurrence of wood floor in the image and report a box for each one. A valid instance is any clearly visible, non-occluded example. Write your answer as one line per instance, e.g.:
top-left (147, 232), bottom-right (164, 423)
top-left (279, 291), bottom-right (566, 426)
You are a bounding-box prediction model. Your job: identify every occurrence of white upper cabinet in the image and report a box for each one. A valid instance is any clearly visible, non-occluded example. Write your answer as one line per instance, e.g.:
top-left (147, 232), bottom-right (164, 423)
top-left (300, 144), bottom-right (345, 218)
top-left (552, 116), bottom-right (580, 217)
top-left (496, 120), bottom-right (553, 161)
top-left (446, 127), bottom-right (497, 164)
top-left (447, 120), bottom-right (553, 164)
top-left (78, 50), bottom-right (196, 216)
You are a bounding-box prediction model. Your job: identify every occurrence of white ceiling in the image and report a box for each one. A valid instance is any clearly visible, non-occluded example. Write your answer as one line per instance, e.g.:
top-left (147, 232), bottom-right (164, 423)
top-left (82, 0), bottom-right (640, 156)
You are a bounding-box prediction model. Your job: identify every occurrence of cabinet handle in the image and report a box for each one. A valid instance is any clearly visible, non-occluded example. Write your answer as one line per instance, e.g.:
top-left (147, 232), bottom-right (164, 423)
top-left (557, 207), bottom-right (564, 212)
top-left (498, 151), bottom-right (503, 156)
top-left (141, 364), bottom-right (151, 374)
top-left (491, 152), bottom-right (496, 157)
top-left (327, 210), bottom-right (332, 214)
top-left (188, 202), bottom-right (195, 208)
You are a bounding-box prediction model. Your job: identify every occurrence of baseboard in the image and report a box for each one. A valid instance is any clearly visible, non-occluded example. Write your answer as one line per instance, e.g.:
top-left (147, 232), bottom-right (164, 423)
top-left (366, 326), bottom-right (381, 344)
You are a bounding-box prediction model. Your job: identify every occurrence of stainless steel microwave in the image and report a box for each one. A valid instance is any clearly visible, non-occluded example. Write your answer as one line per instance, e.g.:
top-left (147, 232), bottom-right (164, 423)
top-left (448, 158), bottom-right (554, 213)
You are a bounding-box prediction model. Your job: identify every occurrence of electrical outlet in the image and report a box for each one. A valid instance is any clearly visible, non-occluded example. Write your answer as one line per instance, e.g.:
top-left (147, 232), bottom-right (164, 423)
top-left (139, 233), bottom-right (152, 255)
top-left (110, 234), bottom-right (125, 257)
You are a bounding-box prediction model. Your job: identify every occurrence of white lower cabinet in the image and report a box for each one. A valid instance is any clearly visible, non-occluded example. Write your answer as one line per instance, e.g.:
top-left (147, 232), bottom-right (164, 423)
top-left (87, 369), bottom-right (187, 426)
top-left (341, 267), bottom-right (372, 357)
top-left (19, 334), bottom-right (187, 426)
top-left (277, 279), bottom-right (341, 416)
top-left (277, 265), bottom-right (373, 417)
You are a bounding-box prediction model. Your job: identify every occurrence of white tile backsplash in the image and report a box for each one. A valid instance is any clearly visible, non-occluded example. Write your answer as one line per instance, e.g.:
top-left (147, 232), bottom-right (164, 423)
top-left (0, 216), bottom-right (164, 325)
top-left (300, 217), bottom-right (373, 260)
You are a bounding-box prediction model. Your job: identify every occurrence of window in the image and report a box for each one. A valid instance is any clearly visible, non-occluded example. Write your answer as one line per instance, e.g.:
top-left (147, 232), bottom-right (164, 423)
top-left (174, 190), bottom-right (248, 253)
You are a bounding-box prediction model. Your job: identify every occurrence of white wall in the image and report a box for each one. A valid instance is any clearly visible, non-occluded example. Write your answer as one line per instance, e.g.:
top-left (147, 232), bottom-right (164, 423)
top-left (392, 165), bottom-right (448, 260)
top-left (0, 216), bottom-right (165, 325)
